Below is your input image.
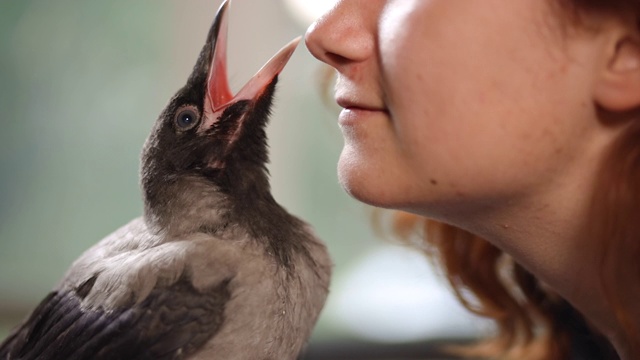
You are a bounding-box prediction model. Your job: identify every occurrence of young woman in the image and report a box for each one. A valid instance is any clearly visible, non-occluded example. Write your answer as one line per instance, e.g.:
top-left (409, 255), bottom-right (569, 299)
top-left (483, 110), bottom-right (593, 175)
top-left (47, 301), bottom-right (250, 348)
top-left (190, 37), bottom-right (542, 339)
top-left (305, 0), bottom-right (640, 359)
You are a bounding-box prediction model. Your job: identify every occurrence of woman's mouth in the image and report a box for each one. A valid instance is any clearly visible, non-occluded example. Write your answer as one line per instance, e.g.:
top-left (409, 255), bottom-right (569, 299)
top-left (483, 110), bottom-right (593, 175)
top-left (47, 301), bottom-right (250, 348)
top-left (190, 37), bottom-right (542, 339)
top-left (336, 98), bottom-right (388, 126)
top-left (336, 97), bottom-right (386, 112)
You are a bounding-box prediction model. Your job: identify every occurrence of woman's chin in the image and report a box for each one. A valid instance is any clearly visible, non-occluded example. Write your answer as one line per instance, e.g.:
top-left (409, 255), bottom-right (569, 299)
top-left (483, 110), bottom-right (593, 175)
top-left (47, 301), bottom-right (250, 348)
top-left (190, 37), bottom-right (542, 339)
top-left (337, 148), bottom-right (470, 220)
top-left (337, 150), bottom-right (405, 210)
top-left (338, 154), bottom-right (375, 204)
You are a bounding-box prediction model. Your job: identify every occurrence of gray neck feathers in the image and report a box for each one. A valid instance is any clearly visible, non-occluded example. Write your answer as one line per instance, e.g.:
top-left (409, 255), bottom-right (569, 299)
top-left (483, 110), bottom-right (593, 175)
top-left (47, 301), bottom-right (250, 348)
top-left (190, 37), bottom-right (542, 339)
top-left (143, 176), bottom-right (230, 237)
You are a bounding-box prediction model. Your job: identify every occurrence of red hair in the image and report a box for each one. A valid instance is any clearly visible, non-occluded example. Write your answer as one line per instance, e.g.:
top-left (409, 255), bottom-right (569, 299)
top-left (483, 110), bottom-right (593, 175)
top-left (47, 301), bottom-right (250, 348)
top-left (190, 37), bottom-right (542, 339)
top-left (390, 213), bottom-right (615, 358)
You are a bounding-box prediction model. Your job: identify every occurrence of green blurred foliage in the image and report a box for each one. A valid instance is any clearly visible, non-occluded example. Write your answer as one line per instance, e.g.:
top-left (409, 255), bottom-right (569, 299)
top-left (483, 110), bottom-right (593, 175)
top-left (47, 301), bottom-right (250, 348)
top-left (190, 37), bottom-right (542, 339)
top-left (0, 0), bottom-right (173, 304)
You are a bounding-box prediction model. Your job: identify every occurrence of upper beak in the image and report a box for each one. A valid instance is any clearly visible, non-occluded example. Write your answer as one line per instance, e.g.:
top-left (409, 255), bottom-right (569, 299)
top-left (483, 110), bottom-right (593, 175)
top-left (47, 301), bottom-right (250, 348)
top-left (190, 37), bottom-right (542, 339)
top-left (202, 0), bottom-right (300, 128)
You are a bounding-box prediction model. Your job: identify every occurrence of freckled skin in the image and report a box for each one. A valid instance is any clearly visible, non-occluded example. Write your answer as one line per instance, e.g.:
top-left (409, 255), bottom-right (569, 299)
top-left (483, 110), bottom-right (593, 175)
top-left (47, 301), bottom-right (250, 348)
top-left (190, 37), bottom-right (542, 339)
top-left (307, 0), bottom-right (604, 220)
top-left (307, 1), bottom-right (634, 356)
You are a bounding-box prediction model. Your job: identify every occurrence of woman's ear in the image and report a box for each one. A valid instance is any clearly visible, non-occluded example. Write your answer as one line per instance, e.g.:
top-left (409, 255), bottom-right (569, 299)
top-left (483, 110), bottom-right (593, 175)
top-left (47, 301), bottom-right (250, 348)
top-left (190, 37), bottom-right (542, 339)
top-left (594, 36), bottom-right (640, 112)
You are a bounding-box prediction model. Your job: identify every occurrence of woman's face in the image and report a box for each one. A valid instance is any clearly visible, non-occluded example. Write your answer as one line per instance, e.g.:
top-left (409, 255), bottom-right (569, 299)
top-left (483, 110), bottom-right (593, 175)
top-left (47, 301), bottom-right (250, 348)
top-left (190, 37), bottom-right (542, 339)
top-left (306, 0), bottom-right (606, 220)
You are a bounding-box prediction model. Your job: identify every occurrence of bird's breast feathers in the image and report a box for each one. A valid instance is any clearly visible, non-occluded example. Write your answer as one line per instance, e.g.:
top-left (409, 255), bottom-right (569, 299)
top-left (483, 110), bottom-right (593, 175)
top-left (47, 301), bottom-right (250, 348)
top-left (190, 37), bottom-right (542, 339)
top-left (1, 216), bottom-right (329, 360)
top-left (50, 216), bottom-right (330, 359)
top-left (59, 217), bottom-right (275, 310)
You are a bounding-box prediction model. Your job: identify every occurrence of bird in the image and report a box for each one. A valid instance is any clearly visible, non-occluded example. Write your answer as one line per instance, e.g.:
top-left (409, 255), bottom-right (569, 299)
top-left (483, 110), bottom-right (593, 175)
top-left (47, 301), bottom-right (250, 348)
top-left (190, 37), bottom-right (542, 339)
top-left (0, 1), bottom-right (332, 359)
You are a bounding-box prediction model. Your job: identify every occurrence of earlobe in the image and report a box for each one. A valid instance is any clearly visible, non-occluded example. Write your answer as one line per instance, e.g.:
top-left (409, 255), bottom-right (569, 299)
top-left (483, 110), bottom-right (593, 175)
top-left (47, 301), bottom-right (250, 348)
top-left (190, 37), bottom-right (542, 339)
top-left (594, 37), bottom-right (640, 112)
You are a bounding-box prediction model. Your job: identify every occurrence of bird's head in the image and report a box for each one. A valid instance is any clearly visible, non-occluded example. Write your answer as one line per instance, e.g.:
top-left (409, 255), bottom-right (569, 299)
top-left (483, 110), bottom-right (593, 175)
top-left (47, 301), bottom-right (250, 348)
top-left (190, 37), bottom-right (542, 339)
top-left (140, 0), bottom-right (299, 234)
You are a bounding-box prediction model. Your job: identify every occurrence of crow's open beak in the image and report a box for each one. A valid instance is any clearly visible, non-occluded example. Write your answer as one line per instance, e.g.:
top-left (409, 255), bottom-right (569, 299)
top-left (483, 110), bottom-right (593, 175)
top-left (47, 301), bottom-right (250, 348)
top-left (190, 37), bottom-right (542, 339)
top-left (201, 0), bottom-right (300, 129)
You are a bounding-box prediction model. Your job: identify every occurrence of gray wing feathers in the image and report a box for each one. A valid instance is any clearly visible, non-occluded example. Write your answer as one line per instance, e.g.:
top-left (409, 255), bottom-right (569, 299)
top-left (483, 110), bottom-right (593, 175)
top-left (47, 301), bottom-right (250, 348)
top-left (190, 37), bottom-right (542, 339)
top-left (0, 277), bottom-right (231, 360)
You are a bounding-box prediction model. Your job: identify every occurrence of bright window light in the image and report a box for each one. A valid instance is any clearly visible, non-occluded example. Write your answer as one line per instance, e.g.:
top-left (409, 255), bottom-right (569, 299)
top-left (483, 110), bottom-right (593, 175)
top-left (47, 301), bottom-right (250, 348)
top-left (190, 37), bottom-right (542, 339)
top-left (323, 246), bottom-right (492, 342)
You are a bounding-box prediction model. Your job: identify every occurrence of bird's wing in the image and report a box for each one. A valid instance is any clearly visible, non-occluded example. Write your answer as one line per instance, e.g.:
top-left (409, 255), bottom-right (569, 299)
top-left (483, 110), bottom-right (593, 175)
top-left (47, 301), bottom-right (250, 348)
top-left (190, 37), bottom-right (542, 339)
top-left (0, 276), bottom-right (231, 360)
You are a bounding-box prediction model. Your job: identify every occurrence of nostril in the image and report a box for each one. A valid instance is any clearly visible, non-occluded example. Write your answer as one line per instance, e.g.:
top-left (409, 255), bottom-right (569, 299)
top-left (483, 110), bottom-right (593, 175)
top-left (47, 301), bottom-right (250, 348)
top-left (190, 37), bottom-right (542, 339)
top-left (325, 52), bottom-right (351, 66)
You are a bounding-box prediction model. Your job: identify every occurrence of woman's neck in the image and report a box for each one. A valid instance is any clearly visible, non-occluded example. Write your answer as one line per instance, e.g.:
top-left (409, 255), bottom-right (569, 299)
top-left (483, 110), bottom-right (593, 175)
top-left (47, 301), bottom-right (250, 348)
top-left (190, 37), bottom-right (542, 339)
top-left (441, 149), bottom-right (634, 359)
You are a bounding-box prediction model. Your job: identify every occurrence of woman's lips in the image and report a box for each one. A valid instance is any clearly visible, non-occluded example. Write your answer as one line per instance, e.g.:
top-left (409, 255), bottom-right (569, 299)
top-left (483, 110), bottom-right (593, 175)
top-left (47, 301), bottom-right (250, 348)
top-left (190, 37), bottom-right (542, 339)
top-left (336, 97), bottom-right (385, 111)
top-left (338, 108), bottom-right (379, 126)
top-left (336, 98), bottom-right (388, 126)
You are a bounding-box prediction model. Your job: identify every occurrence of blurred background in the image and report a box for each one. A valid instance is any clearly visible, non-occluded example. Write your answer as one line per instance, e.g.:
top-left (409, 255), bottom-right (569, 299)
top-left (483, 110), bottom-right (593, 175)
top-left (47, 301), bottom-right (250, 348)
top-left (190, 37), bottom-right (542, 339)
top-left (0, 0), bottom-right (490, 357)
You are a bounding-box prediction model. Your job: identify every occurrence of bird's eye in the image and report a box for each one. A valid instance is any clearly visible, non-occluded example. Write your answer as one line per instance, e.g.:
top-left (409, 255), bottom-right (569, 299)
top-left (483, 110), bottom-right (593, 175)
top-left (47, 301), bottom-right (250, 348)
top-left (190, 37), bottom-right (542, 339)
top-left (174, 107), bottom-right (200, 131)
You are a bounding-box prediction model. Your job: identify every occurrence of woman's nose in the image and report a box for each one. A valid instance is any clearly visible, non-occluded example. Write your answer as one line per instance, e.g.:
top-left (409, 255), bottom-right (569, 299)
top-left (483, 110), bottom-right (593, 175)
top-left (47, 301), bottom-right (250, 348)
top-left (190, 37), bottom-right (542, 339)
top-left (305, 0), bottom-right (376, 69)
